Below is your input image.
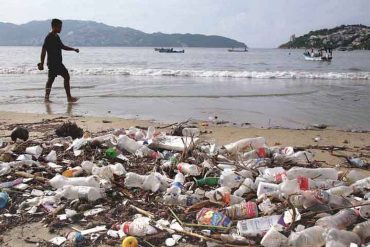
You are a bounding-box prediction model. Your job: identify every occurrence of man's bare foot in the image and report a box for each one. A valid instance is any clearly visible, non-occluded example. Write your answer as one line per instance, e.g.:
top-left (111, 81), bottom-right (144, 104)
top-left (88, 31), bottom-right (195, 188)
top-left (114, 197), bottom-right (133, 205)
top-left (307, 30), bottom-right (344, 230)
top-left (67, 97), bottom-right (79, 103)
top-left (44, 98), bottom-right (52, 103)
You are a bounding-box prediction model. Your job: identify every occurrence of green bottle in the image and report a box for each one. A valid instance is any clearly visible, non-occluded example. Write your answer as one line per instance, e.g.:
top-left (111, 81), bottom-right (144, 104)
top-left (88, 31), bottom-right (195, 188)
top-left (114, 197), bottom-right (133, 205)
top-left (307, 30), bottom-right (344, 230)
top-left (105, 148), bottom-right (118, 158)
top-left (196, 177), bottom-right (220, 186)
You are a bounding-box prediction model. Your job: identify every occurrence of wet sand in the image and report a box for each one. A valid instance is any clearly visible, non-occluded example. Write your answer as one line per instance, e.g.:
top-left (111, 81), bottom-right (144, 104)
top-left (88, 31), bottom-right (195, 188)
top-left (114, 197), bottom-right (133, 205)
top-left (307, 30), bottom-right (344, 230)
top-left (0, 110), bottom-right (369, 246)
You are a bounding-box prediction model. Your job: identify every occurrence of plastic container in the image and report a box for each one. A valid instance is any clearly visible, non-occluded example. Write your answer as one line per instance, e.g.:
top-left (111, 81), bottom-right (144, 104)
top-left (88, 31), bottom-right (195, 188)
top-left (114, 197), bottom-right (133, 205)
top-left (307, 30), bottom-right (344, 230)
top-left (223, 201), bottom-right (258, 220)
top-left (177, 162), bottom-right (201, 176)
top-left (223, 137), bottom-right (266, 155)
top-left (324, 228), bottom-right (361, 247)
top-left (57, 185), bottom-right (105, 201)
top-left (261, 167), bottom-right (286, 183)
top-left (122, 217), bottom-right (157, 236)
top-left (288, 226), bottom-right (325, 247)
top-left (219, 170), bottom-right (244, 189)
top-left (257, 182), bottom-right (280, 197)
top-left (0, 192), bottom-right (9, 208)
top-left (166, 173), bottom-right (185, 198)
top-left (124, 172), bottom-right (168, 193)
top-left (315, 209), bottom-right (358, 229)
top-left (25, 145), bottom-right (43, 159)
top-left (233, 178), bottom-right (254, 197)
top-left (49, 174), bottom-right (101, 189)
top-left (242, 147), bottom-right (271, 160)
top-left (286, 167), bottom-right (338, 180)
top-left (237, 215), bottom-right (282, 237)
top-left (196, 177), bottom-right (220, 186)
top-left (326, 185), bottom-right (354, 197)
top-left (117, 135), bottom-right (142, 154)
top-left (205, 186), bottom-right (244, 205)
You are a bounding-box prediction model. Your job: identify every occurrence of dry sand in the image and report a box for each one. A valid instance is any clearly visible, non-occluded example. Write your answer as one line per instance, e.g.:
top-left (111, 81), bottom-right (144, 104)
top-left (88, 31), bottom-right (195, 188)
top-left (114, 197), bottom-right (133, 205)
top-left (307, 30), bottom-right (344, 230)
top-left (0, 110), bottom-right (369, 246)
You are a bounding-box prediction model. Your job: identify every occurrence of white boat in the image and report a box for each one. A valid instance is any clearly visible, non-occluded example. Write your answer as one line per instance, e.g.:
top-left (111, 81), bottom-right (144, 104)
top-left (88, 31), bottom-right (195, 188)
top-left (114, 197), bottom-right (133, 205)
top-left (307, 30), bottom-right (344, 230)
top-left (228, 47), bottom-right (248, 52)
top-left (303, 55), bottom-right (332, 61)
top-left (303, 49), bottom-right (332, 61)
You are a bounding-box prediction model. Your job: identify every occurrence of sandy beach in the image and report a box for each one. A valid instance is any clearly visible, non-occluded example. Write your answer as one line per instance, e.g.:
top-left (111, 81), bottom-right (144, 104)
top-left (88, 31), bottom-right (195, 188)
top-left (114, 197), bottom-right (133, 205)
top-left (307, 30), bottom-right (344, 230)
top-left (1, 110), bottom-right (370, 246)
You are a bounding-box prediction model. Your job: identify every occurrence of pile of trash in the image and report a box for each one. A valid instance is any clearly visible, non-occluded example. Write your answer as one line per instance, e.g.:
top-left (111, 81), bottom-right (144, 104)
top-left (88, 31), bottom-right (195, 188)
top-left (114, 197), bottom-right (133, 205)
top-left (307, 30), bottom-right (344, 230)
top-left (1, 123), bottom-right (370, 246)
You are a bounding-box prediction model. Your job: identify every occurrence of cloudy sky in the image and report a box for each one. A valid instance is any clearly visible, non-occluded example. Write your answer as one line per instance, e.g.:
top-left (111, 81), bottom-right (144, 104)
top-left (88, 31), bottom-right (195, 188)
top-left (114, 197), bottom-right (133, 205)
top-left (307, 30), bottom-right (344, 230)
top-left (0, 0), bottom-right (369, 47)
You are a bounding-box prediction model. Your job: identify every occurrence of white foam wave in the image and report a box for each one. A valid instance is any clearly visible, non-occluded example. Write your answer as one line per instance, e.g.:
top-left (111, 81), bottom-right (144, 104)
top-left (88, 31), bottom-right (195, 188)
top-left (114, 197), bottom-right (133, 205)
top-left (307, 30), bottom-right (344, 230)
top-left (0, 67), bottom-right (369, 80)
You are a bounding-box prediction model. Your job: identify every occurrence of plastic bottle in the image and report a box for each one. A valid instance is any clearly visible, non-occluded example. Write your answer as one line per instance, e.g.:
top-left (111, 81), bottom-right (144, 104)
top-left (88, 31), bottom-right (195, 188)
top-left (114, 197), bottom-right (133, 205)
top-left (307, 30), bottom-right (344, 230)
top-left (62, 166), bottom-right (83, 177)
top-left (0, 178), bottom-right (23, 188)
top-left (324, 228), bottom-right (361, 247)
top-left (352, 220), bottom-right (370, 242)
top-left (326, 185), bottom-right (354, 197)
top-left (261, 167), bottom-right (286, 183)
top-left (223, 201), bottom-right (258, 220)
top-left (177, 162), bottom-right (201, 176)
top-left (286, 167), bottom-right (338, 180)
top-left (219, 170), bottom-right (244, 189)
top-left (57, 185), bottom-right (105, 201)
top-left (288, 226), bottom-right (325, 247)
top-left (0, 192), bottom-right (9, 208)
top-left (0, 163), bottom-right (11, 176)
top-left (233, 178), bottom-right (254, 197)
top-left (105, 148), bottom-right (118, 158)
top-left (49, 174), bottom-right (101, 189)
top-left (260, 227), bottom-right (288, 247)
top-left (256, 182), bottom-right (280, 197)
top-left (315, 209), bottom-right (358, 229)
top-left (146, 126), bottom-right (156, 140)
top-left (124, 172), bottom-right (168, 193)
top-left (223, 137), bottom-right (266, 155)
top-left (166, 173), bottom-right (185, 198)
top-left (122, 217), bottom-right (157, 236)
top-left (182, 128), bottom-right (200, 137)
top-left (279, 177), bottom-right (344, 195)
top-left (345, 169), bottom-right (370, 184)
top-left (25, 145), bottom-right (43, 159)
top-left (205, 186), bottom-right (244, 205)
top-left (242, 147), bottom-right (271, 160)
top-left (196, 177), bottom-right (220, 186)
top-left (300, 190), bottom-right (352, 210)
top-left (45, 150), bottom-right (57, 162)
top-left (237, 215), bottom-right (282, 237)
top-left (351, 177), bottom-right (370, 192)
top-left (117, 135), bottom-right (156, 157)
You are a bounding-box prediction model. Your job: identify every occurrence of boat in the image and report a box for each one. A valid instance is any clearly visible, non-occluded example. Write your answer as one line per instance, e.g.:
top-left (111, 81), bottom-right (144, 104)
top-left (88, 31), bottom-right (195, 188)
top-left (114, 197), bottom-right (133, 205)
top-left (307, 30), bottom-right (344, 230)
top-left (228, 47), bottom-right (248, 52)
top-left (303, 48), bottom-right (332, 61)
top-left (155, 48), bottom-right (185, 53)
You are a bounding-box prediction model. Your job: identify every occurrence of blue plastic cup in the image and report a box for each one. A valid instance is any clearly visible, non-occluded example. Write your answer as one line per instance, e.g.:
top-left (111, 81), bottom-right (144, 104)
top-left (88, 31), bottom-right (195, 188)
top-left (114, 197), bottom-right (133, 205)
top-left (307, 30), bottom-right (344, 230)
top-left (0, 192), bottom-right (9, 208)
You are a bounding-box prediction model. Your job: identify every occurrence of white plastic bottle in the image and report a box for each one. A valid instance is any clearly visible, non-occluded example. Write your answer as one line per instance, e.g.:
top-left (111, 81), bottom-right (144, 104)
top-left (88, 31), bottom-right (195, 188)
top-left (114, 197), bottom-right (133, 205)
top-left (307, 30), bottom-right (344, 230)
top-left (286, 167), bottom-right (338, 180)
top-left (122, 217), bottom-right (157, 237)
top-left (49, 174), bottom-right (101, 189)
top-left (242, 147), bottom-right (271, 160)
top-left (279, 177), bottom-right (343, 195)
top-left (324, 228), bottom-right (361, 247)
top-left (205, 186), bottom-right (244, 205)
top-left (261, 167), bottom-right (286, 183)
top-left (117, 135), bottom-right (141, 154)
top-left (223, 137), bottom-right (266, 155)
top-left (166, 173), bottom-right (185, 198)
top-left (220, 170), bottom-right (244, 189)
top-left (233, 178), bottom-right (255, 197)
top-left (352, 220), bottom-right (370, 242)
top-left (351, 177), bottom-right (370, 192)
top-left (57, 185), bottom-right (105, 201)
top-left (177, 162), bottom-right (201, 176)
top-left (237, 215), bottom-right (282, 237)
top-left (288, 226), bottom-right (325, 247)
top-left (326, 185), bottom-right (354, 197)
top-left (223, 201), bottom-right (258, 220)
top-left (124, 172), bottom-right (168, 192)
top-left (315, 209), bottom-right (358, 229)
top-left (257, 182), bottom-right (280, 197)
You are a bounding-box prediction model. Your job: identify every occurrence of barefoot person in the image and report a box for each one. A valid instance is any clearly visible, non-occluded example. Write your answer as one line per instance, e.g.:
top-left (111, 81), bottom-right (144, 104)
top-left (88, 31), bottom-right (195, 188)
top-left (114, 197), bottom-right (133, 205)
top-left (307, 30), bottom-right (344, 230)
top-left (38, 19), bottom-right (79, 103)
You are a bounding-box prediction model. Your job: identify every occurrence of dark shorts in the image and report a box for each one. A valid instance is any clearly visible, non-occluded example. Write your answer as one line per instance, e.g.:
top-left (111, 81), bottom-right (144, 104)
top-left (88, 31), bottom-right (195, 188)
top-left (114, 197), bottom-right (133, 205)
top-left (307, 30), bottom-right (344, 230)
top-left (48, 64), bottom-right (68, 79)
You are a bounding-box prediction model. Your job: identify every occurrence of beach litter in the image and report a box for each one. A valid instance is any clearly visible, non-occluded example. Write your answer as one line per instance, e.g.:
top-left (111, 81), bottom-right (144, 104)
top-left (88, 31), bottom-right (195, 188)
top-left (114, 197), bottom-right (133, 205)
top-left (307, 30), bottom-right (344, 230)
top-left (0, 120), bottom-right (370, 246)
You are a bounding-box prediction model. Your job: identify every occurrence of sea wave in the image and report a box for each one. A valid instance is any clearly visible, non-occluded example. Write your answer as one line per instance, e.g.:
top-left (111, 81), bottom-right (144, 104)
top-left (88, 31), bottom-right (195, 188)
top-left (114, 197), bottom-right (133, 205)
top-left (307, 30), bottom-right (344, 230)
top-left (0, 67), bottom-right (369, 80)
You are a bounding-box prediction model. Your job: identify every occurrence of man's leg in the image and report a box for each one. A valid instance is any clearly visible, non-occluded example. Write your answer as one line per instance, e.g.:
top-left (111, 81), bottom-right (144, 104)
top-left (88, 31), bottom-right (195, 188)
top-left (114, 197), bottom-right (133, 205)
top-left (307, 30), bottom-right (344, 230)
top-left (61, 70), bottom-right (78, 103)
top-left (45, 77), bottom-right (55, 102)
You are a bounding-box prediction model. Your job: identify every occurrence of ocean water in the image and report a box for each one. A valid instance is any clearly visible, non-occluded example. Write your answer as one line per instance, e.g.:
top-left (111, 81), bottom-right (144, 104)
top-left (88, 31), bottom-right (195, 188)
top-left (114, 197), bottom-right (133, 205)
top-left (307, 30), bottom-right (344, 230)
top-left (0, 46), bottom-right (369, 130)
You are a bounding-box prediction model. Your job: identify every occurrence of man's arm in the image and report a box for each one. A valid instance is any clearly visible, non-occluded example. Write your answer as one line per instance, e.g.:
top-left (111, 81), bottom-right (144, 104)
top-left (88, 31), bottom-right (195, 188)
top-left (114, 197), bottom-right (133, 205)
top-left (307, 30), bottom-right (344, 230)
top-left (38, 47), bottom-right (46, 70)
top-left (62, 44), bottom-right (79, 53)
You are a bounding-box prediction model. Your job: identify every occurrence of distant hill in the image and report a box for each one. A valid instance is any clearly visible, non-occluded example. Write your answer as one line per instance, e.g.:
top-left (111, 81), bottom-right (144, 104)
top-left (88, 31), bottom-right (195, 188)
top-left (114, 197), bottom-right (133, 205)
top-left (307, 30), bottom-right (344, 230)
top-left (0, 20), bottom-right (246, 48)
top-left (279, 25), bottom-right (370, 50)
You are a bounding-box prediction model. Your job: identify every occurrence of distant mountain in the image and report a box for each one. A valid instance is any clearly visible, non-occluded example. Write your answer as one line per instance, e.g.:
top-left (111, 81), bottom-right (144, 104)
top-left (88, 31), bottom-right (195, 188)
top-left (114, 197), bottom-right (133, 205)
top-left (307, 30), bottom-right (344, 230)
top-left (279, 25), bottom-right (370, 50)
top-left (0, 20), bottom-right (246, 48)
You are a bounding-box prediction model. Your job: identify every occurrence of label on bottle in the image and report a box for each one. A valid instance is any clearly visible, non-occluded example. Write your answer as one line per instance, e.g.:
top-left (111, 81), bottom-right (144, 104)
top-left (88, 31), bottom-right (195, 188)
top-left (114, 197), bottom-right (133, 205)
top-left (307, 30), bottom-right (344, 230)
top-left (274, 172), bottom-right (286, 183)
top-left (122, 222), bottom-right (132, 234)
top-left (177, 163), bottom-right (183, 173)
top-left (244, 201), bottom-right (258, 218)
top-left (298, 176), bottom-right (309, 190)
top-left (222, 192), bottom-right (231, 205)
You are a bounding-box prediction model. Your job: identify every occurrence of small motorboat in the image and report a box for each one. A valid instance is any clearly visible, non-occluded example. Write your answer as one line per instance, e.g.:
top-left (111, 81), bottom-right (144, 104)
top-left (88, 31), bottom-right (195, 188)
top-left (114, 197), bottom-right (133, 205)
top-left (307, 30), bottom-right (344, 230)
top-left (228, 47), bottom-right (248, 52)
top-left (303, 48), bottom-right (332, 61)
top-left (155, 48), bottom-right (185, 53)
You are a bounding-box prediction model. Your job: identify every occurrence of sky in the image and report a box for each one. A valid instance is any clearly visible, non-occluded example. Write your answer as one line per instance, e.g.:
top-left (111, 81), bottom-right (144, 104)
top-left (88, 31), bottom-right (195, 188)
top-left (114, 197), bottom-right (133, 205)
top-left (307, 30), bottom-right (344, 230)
top-left (0, 0), bottom-right (369, 48)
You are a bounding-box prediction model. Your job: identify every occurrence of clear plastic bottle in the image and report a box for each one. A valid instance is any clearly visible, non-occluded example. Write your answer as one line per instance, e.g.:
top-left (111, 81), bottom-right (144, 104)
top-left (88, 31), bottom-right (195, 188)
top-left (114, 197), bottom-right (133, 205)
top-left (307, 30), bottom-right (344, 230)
top-left (324, 228), bottom-right (361, 247)
top-left (223, 137), bottom-right (266, 155)
top-left (256, 182), bottom-right (280, 198)
top-left (57, 185), bottom-right (105, 201)
top-left (122, 217), bottom-right (157, 237)
top-left (233, 178), bottom-right (255, 197)
top-left (237, 215), bottom-right (282, 237)
top-left (177, 162), bottom-right (201, 176)
top-left (242, 147), bottom-right (271, 160)
top-left (326, 185), bottom-right (354, 197)
top-left (279, 177), bottom-right (344, 195)
top-left (261, 167), bottom-right (286, 183)
top-left (117, 135), bottom-right (141, 153)
top-left (301, 190), bottom-right (352, 210)
top-left (220, 170), bottom-right (244, 189)
top-left (286, 167), bottom-right (338, 180)
top-left (315, 209), bottom-right (358, 229)
top-left (288, 226), bottom-right (325, 247)
top-left (352, 220), bottom-right (370, 242)
top-left (345, 169), bottom-right (370, 184)
top-left (351, 177), bottom-right (370, 192)
top-left (223, 201), bottom-right (258, 220)
top-left (166, 173), bottom-right (185, 198)
top-left (205, 186), bottom-right (244, 205)
top-left (49, 174), bottom-right (101, 189)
